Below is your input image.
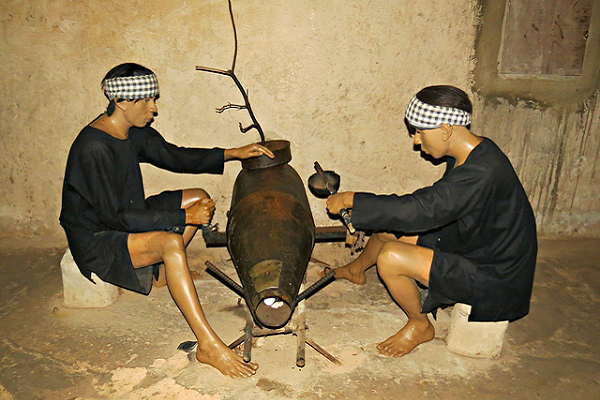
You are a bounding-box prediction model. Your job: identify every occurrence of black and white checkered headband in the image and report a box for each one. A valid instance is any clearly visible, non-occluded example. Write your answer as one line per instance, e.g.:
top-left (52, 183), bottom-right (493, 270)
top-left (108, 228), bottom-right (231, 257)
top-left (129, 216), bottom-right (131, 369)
top-left (103, 74), bottom-right (159, 101)
top-left (405, 96), bottom-right (471, 130)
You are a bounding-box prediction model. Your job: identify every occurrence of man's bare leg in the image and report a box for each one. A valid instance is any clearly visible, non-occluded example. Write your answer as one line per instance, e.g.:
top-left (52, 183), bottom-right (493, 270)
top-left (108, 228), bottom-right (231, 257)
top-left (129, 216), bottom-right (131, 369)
top-left (129, 231), bottom-right (258, 378)
top-left (322, 233), bottom-right (413, 285)
top-left (153, 189), bottom-right (208, 288)
top-left (375, 240), bottom-right (435, 357)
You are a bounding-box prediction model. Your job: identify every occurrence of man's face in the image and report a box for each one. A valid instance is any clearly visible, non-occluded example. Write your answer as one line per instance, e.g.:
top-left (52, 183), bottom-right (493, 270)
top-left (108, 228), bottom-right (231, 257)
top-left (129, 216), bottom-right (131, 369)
top-left (123, 97), bottom-right (158, 127)
top-left (413, 127), bottom-right (447, 159)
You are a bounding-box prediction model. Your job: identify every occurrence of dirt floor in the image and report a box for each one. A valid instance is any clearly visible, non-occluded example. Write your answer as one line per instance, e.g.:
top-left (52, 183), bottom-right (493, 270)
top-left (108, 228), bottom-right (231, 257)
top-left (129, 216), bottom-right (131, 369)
top-left (0, 237), bottom-right (599, 400)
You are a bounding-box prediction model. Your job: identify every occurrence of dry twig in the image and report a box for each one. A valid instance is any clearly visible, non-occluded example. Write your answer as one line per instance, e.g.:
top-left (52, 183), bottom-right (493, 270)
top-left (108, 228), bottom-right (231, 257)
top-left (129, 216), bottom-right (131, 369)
top-left (196, 0), bottom-right (265, 142)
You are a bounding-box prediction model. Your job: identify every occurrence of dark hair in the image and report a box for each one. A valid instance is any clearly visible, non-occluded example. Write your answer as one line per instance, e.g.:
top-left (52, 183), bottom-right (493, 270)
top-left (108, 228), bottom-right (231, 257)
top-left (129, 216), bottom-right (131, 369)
top-left (415, 85), bottom-right (472, 115)
top-left (102, 63), bottom-right (155, 115)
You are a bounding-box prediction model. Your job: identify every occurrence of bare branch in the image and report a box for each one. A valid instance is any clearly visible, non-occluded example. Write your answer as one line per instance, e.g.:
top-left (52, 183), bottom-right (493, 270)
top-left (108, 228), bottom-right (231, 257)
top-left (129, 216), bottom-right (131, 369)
top-left (194, 0), bottom-right (265, 143)
top-left (228, 0), bottom-right (238, 72)
top-left (216, 103), bottom-right (247, 113)
top-left (195, 66), bottom-right (231, 76)
top-left (239, 123), bottom-right (256, 133)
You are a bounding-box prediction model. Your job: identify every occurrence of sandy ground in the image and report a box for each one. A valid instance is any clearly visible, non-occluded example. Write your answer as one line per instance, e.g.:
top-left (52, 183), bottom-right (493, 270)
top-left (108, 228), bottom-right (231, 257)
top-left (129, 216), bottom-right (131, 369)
top-left (0, 237), bottom-right (599, 400)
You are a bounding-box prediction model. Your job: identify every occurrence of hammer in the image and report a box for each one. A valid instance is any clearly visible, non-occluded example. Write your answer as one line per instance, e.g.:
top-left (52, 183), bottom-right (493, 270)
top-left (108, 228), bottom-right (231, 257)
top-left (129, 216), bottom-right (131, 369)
top-left (314, 162), bottom-right (356, 235)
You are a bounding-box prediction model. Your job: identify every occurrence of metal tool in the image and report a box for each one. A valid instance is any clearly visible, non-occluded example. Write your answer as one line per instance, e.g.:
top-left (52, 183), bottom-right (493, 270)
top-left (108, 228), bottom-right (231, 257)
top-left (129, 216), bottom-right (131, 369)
top-left (313, 161), bottom-right (356, 235)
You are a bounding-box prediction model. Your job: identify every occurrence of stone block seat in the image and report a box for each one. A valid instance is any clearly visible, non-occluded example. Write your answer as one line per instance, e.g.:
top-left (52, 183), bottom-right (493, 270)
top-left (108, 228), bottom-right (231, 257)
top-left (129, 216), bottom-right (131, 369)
top-left (445, 303), bottom-right (509, 359)
top-left (60, 248), bottom-right (119, 308)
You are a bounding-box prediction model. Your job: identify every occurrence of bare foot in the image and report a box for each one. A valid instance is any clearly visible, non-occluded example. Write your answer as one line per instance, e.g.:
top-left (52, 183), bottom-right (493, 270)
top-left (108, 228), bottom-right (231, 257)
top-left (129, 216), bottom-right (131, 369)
top-left (196, 341), bottom-right (258, 378)
top-left (319, 262), bottom-right (368, 285)
top-left (377, 320), bottom-right (435, 357)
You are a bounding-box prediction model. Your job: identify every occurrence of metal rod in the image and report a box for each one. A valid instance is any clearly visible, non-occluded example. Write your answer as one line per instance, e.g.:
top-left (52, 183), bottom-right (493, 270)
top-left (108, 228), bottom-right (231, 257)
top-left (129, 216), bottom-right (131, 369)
top-left (242, 303), bottom-right (254, 362)
top-left (228, 334), bottom-right (245, 350)
top-left (296, 285), bottom-right (307, 367)
top-left (228, 327), bottom-right (293, 349)
top-left (296, 269), bottom-right (336, 303)
top-left (314, 226), bottom-right (347, 242)
top-left (204, 260), bottom-right (245, 298)
top-left (203, 225), bottom-right (347, 247)
top-left (310, 255), bottom-right (330, 266)
top-left (306, 337), bottom-right (342, 365)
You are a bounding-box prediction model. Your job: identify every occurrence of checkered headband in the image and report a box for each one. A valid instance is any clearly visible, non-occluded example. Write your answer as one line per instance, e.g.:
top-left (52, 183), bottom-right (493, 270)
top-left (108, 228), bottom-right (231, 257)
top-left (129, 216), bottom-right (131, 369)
top-left (102, 74), bottom-right (159, 100)
top-left (405, 96), bottom-right (472, 130)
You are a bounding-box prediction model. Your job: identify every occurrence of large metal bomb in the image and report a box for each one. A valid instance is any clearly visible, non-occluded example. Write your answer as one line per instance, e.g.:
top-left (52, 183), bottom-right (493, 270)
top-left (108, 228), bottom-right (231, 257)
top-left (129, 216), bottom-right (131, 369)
top-left (226, 140), bottom-right (315, 328)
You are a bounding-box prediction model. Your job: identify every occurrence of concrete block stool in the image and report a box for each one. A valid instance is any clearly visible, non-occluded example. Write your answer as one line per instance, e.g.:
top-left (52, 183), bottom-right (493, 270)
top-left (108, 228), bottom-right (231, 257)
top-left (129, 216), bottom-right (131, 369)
top-left (446, 303), bottom-right (508, 359)
top-left (60, 248), bottom-right (119, 308)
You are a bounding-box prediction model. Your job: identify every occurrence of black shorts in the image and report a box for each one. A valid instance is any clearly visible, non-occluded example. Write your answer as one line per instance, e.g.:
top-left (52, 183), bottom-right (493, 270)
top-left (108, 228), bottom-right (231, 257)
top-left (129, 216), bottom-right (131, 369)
top-left (91, 190), bottom-right (183, 295)
top-left (417, 232), bottom-right (477, 314)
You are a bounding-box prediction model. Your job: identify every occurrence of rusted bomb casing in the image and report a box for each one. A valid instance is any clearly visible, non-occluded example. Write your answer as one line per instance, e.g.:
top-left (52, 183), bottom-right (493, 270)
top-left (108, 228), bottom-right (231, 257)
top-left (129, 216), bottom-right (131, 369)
top-left (226, 140), bottom-right (315, 328)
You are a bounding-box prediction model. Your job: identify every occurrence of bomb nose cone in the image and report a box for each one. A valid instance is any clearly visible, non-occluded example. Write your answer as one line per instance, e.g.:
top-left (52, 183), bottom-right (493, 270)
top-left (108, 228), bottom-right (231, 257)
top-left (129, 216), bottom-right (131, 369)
top-left (255, 296), bottom-right (292, 328)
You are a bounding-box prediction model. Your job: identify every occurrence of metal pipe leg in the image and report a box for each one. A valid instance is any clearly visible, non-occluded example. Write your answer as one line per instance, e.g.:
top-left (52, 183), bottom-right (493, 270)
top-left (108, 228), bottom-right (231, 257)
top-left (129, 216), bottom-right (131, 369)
top-left (241, 300), bottom-right (254, 362)
top-left (306, 338), bottom-right (342, 365)
top-left (296, 283), bottom-right (307, 367)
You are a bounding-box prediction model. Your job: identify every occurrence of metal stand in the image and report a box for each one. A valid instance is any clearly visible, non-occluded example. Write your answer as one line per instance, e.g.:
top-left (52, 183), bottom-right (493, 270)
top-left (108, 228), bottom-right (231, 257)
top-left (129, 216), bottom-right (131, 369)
top-left (179, 261), bottom-right (340, 367)
top-left (225, 284), bottom-right (340, 367)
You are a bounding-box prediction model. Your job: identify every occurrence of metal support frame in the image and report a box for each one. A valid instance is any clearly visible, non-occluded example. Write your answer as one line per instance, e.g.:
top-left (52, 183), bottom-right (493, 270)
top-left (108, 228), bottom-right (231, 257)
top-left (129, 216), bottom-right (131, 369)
top-left (180, 261), bottom-right (340, 367)
top-left (202, 224), bottom-right (348, 248)
top-left (225, 283), bottom-right (340, 367)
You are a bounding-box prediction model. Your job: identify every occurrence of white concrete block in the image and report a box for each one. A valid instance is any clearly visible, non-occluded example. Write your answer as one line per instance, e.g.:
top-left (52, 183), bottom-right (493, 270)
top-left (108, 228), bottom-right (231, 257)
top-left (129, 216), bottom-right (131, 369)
top-left (446, 303), bottom-right (508, 359)
top-left (60, 248), bottom-right (119, 308)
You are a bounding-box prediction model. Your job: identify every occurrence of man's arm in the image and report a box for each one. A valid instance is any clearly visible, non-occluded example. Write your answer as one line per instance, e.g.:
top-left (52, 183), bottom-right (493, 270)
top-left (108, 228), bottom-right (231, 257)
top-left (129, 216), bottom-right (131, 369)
top-left (131, 126), bottom-right (226, 174)
top-left (346, 166), bottom-right (494, 235)
top-left (131, 126), bottom-right (274, 173)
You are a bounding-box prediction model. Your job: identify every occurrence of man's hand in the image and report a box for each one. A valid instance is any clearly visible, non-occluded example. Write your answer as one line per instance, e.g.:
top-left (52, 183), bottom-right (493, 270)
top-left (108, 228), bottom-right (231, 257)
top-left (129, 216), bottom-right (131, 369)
top-left (326, 192), bottom-right (355, 215)
top-left (224, 143), bottom-right (275, 160)
top-left (185, 198), bottom-right (216, 225)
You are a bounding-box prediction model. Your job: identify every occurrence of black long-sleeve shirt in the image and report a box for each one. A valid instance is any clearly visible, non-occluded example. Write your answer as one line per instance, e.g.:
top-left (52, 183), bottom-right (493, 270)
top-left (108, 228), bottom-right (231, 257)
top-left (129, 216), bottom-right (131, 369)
top-left (60, 123), bottom-right (225, 280)
top-left (352, 138), bottom-right (537, 322)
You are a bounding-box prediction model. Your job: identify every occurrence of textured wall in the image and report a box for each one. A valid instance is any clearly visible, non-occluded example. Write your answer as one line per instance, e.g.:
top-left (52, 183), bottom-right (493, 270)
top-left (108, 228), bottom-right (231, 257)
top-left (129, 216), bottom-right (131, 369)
top-left (0, 0), bottom-right (477, 239)
top-left (472, 97), bottom-right (600, 237)
top-left (1, 0), bottom-right (597, 240)
top-left (472, 0), bottom-right (600, 237)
